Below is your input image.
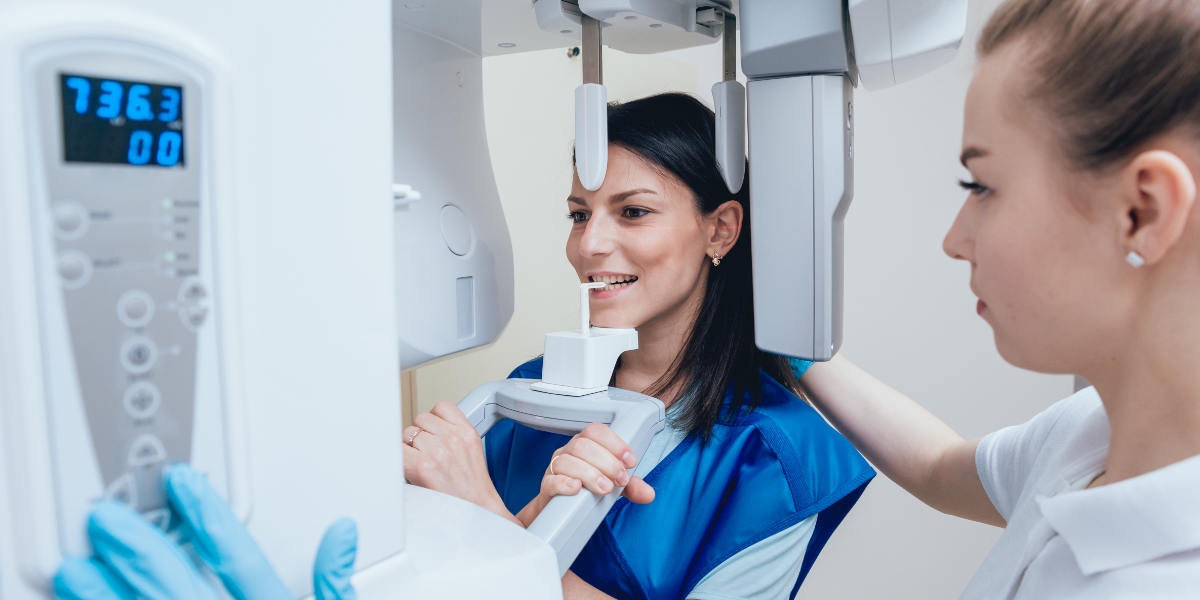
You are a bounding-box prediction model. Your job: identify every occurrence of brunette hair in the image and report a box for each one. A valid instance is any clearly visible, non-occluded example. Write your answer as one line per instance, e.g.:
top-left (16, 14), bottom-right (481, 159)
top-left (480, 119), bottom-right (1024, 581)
top-left (979, 0), bottom-right (1200, 171)
top-left (575, 93), bottom-right (801, 438)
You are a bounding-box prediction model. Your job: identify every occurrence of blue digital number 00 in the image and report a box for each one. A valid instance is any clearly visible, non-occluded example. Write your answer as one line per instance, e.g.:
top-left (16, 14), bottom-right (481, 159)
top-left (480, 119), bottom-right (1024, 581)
top-left (156, 131), bottom-right (182, 166)
top-left (127, 130), bottom-right (153, 165)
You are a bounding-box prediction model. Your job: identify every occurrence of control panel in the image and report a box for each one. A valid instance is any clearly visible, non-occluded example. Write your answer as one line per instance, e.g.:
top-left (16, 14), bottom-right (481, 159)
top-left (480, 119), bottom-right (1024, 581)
top-left (25, 46), bottom-right (229, 554)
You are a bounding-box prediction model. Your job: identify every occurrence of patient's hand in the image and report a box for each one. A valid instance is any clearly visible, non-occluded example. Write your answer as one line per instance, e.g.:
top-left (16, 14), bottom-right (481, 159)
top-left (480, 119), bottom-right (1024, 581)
top-left (403, 402), bottom-right (520, 526)
top-left (516, 423), bottom-right (655, 527)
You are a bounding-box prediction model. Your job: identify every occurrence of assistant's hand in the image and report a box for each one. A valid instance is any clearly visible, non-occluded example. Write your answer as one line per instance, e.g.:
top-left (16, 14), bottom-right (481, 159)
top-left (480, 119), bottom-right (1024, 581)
top-left (54, 464), bottom-right (357, 600)
top-left (402, 401), bottom-right (518, 525)
top-left (516, 423), bottom-right (654, 527)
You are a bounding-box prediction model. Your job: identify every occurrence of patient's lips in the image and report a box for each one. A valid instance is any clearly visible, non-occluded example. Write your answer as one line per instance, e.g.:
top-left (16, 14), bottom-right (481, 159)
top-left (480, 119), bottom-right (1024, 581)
top-left (976, 299), bottom-right (987, 315)
top-left (588, 273), bottom-right (638, 298)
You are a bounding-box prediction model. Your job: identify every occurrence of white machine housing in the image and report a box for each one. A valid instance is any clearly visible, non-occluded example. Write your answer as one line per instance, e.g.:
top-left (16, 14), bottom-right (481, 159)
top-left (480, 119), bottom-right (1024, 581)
top-left (0, 2), bottom-right (561, 598)
top-left (741, 0), bottom-right (966, 361)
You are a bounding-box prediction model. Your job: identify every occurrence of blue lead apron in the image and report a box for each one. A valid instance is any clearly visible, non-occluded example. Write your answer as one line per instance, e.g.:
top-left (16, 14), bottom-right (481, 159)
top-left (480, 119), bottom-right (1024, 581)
top-left (485, 358), bottom-right (874, 599)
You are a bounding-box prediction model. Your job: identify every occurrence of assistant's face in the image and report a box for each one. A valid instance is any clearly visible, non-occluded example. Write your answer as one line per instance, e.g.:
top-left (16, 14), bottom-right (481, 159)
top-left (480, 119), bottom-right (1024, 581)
top-left (944, 43), bottom-right (1132, 374)
top-left (566, 145), bottom-right (711, 331)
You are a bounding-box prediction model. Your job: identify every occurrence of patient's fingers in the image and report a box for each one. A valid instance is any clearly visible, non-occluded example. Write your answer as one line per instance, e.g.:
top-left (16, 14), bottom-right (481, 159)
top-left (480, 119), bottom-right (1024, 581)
top-left (540, 473), bottom-right (584, 498)
top-left (577, 423), bottom-right (637, 469)
top-left (429, 401), bottom-right (472, 427)
top-left (622, 476), bottom-right (655, 504)
top-left (562, 436), bottom-right (630, 487)
top-left (547, 453), bottom-right (614, 495)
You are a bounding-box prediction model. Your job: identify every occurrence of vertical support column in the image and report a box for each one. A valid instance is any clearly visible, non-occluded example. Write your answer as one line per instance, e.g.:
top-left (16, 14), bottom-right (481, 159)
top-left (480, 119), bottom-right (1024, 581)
top-left (576, 14), bottom-right (608, 190)
top-left (582, 15), bottom-right (602, 85)
top-left (713, 10), bottom-right (746, 193)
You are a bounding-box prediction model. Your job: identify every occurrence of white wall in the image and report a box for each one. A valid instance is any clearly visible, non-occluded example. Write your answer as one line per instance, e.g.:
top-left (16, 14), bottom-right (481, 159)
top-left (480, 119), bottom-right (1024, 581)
top-left (412, 1), bottom-right (1075, 596)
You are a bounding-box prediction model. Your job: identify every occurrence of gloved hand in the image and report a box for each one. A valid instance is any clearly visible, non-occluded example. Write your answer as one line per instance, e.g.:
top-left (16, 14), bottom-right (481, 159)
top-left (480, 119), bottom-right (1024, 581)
top-left (53, 464), bottom-right (358, 600)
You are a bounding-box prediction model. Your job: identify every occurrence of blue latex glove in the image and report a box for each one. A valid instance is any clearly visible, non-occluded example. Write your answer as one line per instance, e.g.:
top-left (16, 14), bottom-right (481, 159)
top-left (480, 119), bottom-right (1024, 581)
top-left (54, 464), bottom-right (358, 600)
top-left (787, 357), bottom-right (814, 380)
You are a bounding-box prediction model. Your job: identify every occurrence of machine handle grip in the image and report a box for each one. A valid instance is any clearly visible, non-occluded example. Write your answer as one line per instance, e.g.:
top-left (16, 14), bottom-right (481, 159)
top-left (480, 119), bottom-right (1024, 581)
top-left (456, 380), bottom-right (665, 575)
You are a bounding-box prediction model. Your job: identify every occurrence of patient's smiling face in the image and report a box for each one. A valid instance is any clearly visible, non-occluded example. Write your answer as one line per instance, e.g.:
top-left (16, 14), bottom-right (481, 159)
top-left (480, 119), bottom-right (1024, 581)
top-left (566, 145), bottom-right (714, 333)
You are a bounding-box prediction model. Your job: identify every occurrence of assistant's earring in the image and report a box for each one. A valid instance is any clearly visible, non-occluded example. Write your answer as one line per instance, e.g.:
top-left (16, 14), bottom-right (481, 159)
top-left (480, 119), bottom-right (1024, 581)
top-left (711, 253), bottom-right (722, 267)
top-left (1126, 251), bottom-right (1146, 268)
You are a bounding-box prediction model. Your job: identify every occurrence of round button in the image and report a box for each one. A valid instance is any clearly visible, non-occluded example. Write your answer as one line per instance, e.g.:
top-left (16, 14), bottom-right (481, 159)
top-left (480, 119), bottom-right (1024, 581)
top-left (119, 336), bottom-right (158, 374)
top-left (53, 201), bottom-right (89, 240)
top-left (123, 382), bottom-right (161, 419)
top-left (439, 204), bottom-right (474, 256)
top-left (180, 305), bottom-right (208, 331)
top-left (177, 277), bottom-right (208, 304)
top-left (57, 250), bottom-right (93, 290)
top-left (118, 290), bottom-right (156, 328)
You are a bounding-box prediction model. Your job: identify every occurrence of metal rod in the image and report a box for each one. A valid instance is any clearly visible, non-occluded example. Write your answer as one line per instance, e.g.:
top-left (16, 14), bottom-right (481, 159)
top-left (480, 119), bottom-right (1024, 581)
top-left (582, 15), bottom-right (603, 85)
top-left (722, 12), bottom-right (736, 82)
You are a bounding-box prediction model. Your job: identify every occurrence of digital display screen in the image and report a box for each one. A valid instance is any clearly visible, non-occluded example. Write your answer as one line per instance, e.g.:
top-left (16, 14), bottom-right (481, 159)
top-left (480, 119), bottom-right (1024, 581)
top-left (59, 73), bottom-right (185, 167)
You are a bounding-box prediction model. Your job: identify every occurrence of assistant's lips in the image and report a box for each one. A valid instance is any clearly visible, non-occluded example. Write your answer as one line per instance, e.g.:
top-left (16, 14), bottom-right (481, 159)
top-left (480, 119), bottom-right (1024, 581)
top-left (976, 299), bottom-right (987, 315)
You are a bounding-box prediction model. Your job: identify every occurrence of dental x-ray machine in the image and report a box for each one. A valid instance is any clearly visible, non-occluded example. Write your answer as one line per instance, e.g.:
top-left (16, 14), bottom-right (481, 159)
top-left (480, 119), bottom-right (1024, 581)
top-left (0, 0), bottom-right (965, 597)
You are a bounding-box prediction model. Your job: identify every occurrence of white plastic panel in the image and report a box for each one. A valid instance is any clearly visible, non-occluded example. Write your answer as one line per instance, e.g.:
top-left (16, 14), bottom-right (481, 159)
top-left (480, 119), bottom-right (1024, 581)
top-left (0, 3), bottom-right (408, 597)
top-left (574, 83), bottom-right (609, 192)
top-left (392, 22), bottom-right (515, 369)
top-left (740, 0), bottom-right (849, 79)
top-left (849, 0), bottom-right (968, 90)
top-left (747, 75), bottom-right (852, 362)
top-left (712, 80), bottom-right (746, 194)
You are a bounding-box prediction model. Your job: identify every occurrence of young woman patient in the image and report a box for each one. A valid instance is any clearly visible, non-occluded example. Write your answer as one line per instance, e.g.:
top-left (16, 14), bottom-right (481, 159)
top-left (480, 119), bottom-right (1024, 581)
top-left (401, 93), bottom-right (874, 599)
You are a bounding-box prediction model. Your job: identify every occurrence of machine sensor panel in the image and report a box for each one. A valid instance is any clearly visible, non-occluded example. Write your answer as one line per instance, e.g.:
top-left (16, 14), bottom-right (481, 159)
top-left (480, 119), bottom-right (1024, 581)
top-left (59, 73), bottom-right (185, 167)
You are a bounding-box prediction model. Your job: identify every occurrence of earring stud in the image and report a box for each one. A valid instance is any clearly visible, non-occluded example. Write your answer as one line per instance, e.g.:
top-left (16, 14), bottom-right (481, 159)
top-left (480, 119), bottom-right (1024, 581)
top-left (711, 253), bottom-right (722, 266)
top-left (1126, 251), bottom-right (1145, 268)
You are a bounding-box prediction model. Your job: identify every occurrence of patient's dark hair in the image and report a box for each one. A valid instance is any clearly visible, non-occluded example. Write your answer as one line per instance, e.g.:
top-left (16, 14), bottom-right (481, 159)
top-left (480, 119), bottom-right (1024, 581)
top-left (576, 93), bottom-right (801, 438)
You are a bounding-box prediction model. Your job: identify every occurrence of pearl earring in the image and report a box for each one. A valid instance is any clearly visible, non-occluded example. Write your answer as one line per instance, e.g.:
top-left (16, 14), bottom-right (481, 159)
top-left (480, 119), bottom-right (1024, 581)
top-left (711, 253), bottom-right (722, 266)
top-left (1126, 251), bottom-right (1145, 268)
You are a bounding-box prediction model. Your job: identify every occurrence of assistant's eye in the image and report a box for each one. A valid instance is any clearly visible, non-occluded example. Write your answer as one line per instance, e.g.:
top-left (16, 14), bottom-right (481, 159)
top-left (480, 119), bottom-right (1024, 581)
top-left (567, 210), bottom-right (589, 224)
top-left (958, 179), bottom-right (991, 198)
top-left (622, 206), bottom-right (650, 219)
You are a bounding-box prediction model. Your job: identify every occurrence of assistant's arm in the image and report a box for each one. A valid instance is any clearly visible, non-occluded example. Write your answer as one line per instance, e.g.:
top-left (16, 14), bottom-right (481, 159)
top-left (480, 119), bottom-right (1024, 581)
top-left (801, 355), bottom-right (1003, 526)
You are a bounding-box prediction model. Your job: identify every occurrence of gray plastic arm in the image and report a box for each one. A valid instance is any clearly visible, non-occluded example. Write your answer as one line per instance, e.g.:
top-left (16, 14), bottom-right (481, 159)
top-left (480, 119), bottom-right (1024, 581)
top-left (458, 379), bottom-right (666, 576)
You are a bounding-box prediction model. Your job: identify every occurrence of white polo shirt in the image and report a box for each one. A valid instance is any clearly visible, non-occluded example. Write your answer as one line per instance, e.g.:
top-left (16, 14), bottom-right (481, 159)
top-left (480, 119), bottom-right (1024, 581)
top-left (962, 387), bottom-right (1200, 599)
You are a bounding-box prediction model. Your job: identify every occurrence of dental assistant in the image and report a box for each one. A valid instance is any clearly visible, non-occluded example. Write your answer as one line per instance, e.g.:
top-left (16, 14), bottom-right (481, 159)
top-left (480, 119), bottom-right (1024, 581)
top-left (798, 0), bottom-right (1200, 597)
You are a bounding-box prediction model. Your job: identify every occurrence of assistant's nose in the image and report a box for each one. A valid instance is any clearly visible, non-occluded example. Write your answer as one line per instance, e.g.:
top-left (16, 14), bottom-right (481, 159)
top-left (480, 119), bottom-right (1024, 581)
top-left (943, 198), bottom-right (977, 263)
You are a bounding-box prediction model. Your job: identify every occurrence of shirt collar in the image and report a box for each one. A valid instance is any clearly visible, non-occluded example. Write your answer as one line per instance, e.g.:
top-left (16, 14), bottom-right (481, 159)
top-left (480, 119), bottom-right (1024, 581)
top-left (1038, 443), bottom-right (1200, 576)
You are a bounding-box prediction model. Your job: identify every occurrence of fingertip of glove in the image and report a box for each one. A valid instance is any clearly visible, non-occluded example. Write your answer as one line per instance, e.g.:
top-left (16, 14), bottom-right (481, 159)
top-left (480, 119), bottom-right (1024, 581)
top-left (87, 501), bottom-right (141, 539)
top-left (54, 557), bottom-right (127, 600)
top-left (327, 518), bottom-right (357, 542)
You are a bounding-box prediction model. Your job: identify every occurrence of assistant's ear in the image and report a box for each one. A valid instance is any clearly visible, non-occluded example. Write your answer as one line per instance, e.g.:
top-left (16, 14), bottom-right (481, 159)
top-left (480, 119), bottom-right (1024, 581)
top-left (1120, 150), bottom-right (1197, 266)
top-left (707, 200), bottom-right (744, 259)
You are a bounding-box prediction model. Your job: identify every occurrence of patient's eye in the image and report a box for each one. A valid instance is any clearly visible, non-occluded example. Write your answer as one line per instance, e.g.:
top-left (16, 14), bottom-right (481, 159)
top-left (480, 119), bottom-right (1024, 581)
top-left (622, 207), bottom-right (650, 219)
top-left (568, 210), bottom-right (589, 224)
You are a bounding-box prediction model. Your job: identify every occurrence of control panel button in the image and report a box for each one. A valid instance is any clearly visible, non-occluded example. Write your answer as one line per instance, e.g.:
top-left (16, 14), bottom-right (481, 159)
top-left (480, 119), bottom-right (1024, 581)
top-left (180, 305), bottom-right (208, 330)
top-left (57, 250), bottom-right (93, 290)
top-left (128, 434), bottom-right (167, 467)
top-left (178, 277), bottom-right (207, 304)
top-left (123, 382), bottom-right (161, 419)
top-left (53, 201), bottom-right (90, 240)
top-left (119, 336), bottom-right (158, 374)
top-left (118, 290), bottom-right (156, 328)
top-left (105, 473), bottom-right (137, 507)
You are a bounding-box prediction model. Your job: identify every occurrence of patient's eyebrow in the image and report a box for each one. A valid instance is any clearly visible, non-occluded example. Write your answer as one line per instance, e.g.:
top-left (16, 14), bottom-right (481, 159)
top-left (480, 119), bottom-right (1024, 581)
top-left (960, 146), bottom-right (989, 167)
top-left (568, 196), bottom-right (587, 206)
top-left (610, 188), bottom-right (657, 203)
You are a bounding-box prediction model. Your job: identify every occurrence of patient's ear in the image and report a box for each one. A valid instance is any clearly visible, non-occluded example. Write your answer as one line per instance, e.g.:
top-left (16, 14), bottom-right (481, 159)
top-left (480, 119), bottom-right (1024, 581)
top-left (1118, 149), bottom-right (1196, 266)
top-left (708, 200), bottom-right (743, 258)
